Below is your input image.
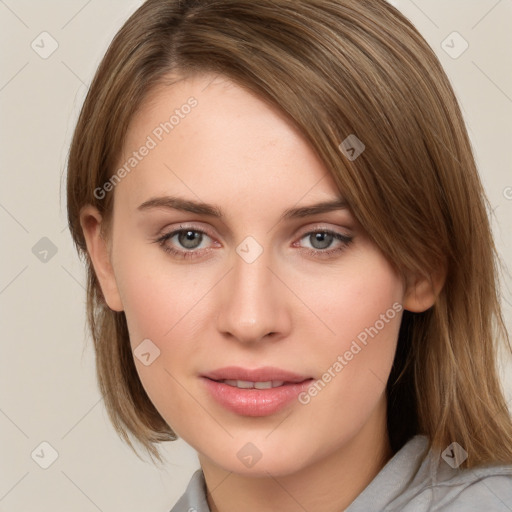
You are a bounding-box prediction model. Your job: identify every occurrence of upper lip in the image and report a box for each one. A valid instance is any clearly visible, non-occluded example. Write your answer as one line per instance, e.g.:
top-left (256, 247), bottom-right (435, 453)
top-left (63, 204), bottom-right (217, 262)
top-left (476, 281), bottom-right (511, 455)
top-left (202, 366), bottom-right (311, 383)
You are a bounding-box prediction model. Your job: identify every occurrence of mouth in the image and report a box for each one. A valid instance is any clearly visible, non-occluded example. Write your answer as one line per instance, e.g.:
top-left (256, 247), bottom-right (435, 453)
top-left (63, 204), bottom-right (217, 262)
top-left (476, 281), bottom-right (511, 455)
top-left (213, 379), bottom-right (289, 389)
top-left (202, 365), bottom-right (311, 384)
top-left (201, 366), bottom-right (314, 416)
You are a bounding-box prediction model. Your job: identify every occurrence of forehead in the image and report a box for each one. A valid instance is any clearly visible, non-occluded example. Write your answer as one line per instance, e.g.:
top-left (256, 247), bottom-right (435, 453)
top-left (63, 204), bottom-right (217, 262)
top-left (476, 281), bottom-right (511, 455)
top-left (115, 72), bottom-right (342, 214)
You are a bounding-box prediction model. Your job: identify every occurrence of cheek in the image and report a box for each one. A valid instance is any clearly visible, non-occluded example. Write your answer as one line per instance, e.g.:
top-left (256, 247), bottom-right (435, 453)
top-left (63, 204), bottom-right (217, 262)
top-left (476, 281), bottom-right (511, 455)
top-left (118, 271), bottom-right (210, 359)
top-left (291, 250), bottom-right (403, 355)
top-left (112, 259), bottom-right (209, 426)
top-left (111, 232), bottom-right (207, 346)
top-left (289, 247), bottom-right (404, 419)
top-left (112, 247), bottom-right (218, 406)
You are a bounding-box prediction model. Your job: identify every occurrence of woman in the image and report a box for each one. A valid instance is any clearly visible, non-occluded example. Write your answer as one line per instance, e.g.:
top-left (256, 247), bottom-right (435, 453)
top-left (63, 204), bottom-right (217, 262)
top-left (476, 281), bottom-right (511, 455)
top-left (66, 0), bottom-right (512, 510)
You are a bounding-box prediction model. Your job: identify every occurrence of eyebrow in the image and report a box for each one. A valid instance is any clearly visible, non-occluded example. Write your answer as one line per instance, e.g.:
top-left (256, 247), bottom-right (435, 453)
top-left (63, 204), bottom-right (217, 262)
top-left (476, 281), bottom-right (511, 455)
top-left (137, 195), bottom-right (348, 221)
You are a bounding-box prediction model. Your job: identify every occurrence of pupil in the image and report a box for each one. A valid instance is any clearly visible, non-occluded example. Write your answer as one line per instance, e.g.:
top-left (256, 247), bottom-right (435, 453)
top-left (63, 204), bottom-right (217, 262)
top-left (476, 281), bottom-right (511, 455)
top-left (311, 232), bottom-right (333, 250)
top-left (179, 231), bottom-right (202, 249)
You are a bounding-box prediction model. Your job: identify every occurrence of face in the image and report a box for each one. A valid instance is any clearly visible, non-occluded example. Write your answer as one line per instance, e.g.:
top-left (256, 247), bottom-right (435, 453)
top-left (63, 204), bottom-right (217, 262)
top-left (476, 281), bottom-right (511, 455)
top-left (85, 73), bottom-right (414, 477)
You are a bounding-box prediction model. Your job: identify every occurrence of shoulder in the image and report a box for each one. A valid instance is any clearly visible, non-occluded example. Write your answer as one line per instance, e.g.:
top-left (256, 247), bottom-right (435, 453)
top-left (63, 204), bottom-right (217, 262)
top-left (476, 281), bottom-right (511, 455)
top-left (169, 469), bottom-right (210, 512)
top-left (395, 441), bottom-right (512, 512)
top-left (430, 466), bottom-right (512, 511)
top-left (347, 435), bottom-right (512, 512)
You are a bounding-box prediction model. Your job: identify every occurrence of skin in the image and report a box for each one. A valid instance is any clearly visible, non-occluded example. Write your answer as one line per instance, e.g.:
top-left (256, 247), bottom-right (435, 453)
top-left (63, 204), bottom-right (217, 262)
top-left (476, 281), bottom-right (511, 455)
top-left (81, 73), bottom-right (438, 512)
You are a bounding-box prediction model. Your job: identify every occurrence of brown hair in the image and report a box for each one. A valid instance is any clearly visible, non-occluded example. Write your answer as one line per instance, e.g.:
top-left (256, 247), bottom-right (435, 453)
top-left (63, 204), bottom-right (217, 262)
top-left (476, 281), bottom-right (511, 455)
top-left (67, 0), bottom-right (512, 466)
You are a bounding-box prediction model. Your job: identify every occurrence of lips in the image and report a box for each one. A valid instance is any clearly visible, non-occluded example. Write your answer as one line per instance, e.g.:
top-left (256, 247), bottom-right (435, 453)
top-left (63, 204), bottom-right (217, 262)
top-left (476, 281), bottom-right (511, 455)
top-left (202, 366), bottom-right (311, 383)
top-left (201, 366), bottom-right (314, 416)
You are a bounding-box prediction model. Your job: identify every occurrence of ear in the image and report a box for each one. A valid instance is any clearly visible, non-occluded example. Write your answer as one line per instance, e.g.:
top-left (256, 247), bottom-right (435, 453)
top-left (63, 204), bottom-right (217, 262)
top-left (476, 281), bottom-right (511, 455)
top-left (403, 267), bottom-right (445, 313)
top-left (79, 205), bottom-right (123, 312)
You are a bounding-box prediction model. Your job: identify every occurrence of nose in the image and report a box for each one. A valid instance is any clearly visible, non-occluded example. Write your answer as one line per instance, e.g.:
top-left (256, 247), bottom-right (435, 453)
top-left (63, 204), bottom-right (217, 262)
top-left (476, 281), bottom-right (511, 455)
top-left (216, 247), bottom-right (292, 344)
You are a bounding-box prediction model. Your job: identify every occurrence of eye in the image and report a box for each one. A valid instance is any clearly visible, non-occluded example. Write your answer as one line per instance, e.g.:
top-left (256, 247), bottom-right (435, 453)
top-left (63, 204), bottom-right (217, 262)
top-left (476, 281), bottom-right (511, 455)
top-left (295, 229), bottom-right (353, 258)
top-left (153, 225), bottom-right (353, 261)
top-left (175, 230), bottom-right (205, 250)
top-left (154, 226), bottom-right (216, 259)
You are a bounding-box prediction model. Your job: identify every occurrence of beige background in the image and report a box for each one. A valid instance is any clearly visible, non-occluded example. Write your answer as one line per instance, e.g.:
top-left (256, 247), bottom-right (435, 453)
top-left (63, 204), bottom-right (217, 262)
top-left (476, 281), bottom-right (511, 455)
top-left (1, 1), bottom-right (511, 510)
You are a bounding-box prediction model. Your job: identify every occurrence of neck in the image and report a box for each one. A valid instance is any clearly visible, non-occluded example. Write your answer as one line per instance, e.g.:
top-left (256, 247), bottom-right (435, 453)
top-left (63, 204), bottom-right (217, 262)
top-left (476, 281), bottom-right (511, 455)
top-left (200, 396), bottom-right (392, 512)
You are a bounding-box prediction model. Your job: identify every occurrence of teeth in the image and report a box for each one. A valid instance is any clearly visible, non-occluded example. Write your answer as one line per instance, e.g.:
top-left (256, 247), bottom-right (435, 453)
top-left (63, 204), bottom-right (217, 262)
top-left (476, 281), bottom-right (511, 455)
top-left (254, 381), bottom-right (272, 389)
top-left (236, 380), bottom-right (253, 389)
top-left (221, 380), bottom-right (285, 389)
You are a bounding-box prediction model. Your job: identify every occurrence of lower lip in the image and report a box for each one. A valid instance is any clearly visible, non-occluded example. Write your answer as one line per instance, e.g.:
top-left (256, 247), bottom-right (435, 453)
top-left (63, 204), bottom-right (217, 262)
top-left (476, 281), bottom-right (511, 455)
top-left (202, 378), bottom-right (314, 416)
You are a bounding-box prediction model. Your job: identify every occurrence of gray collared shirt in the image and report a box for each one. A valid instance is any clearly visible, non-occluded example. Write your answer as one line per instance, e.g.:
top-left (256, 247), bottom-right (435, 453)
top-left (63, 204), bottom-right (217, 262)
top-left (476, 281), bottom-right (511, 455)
top-left (170, 435), bottom-right (512, 511)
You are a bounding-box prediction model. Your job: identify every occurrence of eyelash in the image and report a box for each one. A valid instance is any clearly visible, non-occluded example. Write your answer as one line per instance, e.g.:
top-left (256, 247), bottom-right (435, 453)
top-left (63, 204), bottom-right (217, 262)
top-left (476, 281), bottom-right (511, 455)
top-left (153, 226), bottom-right (353, 260)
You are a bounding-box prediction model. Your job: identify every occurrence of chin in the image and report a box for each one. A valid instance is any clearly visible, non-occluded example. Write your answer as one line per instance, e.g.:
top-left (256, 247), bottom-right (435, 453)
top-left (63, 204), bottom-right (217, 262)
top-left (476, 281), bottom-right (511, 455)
top-left (198, 438), bottom-right (320, 478)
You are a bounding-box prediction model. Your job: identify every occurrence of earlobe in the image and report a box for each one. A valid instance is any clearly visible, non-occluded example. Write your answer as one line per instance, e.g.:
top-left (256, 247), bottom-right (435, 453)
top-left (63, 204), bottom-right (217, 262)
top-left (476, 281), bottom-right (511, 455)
top-left (79, 205), bottom-right (124, 312)
top-left (403, 268), bottom-right (445, 313)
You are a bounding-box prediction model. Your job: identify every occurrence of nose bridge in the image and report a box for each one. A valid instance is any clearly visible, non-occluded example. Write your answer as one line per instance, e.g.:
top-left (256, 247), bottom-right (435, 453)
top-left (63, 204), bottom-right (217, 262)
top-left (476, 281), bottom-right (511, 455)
top-left (216, 243), bottom-right (290, 343)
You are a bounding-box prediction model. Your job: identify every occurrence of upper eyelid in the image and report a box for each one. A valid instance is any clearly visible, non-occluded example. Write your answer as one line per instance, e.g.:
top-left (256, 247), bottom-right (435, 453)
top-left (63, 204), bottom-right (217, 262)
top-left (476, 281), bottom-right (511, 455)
top-left (157, 223), bottom-right (214, 238)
